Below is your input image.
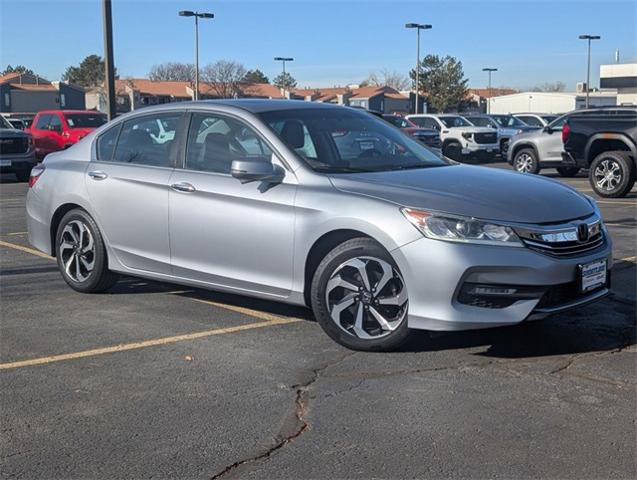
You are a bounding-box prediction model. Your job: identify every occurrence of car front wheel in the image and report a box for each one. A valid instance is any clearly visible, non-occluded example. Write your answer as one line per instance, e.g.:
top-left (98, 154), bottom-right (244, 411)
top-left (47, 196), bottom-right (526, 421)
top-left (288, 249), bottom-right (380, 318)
top-left (589, 151), bottom-right (635, 198)
top-left (311, 238), bottom-right (412, 351)
top-left (513, 148), bottom-right (540, 174)
top-left (55, 209), bottom-right (118, 293)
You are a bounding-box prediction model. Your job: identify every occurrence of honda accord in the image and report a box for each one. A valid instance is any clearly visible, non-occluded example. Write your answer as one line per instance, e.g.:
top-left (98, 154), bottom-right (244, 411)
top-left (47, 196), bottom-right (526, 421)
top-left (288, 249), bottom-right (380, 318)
top-left (26, 100), bottom-right (612, 351)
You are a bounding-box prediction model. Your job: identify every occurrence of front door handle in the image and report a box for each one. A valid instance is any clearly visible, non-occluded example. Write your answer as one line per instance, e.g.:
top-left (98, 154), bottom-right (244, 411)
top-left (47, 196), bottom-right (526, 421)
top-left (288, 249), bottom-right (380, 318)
top-left (88, 170), bottom-right (108, 180)
top-left (170, 182), bottom-right (196, 193)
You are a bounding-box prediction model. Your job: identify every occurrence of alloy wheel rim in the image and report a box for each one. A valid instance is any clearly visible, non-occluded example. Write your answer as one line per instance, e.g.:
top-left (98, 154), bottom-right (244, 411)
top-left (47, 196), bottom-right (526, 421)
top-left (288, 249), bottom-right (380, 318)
top-left (325, 256), bottom-right (408, 339)
top-left (516, 153), bottom-right (533, 172)
top-left (594, 159), bottom-right (622, 191)
top-left (59, 220), bottom-right (96, 282)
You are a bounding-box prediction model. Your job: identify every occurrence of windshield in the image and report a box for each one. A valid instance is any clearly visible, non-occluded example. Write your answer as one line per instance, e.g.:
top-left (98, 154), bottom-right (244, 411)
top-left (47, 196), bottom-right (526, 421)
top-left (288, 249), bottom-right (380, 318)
top-left (466, 117), bottom-right (498, 128)
top-left (383, 116), bottom-right (412, 129)
top-left (491, 115), bottom-right (527, 127)
top-left (438, 116), bottom-right (471, 128)
top-left (0, 116), bottom-right (13, 129)
top-left (258, 108), bottom-right (448, 173)
top-left (64, 113), bottom-right (107, 128)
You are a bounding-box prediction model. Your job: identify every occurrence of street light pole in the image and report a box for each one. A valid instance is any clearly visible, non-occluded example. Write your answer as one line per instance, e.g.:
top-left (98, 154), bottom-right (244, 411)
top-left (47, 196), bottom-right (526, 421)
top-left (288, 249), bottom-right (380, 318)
top-left (579, 34), bottom-right (601, 108)
top-left (274, 57), bottom-right (294, 80)
top-left (405, 23), bottom-right (432, 114)
top-left (102, 0), bottom-right (116, 120)
top-left (482, 68), bottom-right (497, 114)
top-left (179, 11), bottom-right (214, 101)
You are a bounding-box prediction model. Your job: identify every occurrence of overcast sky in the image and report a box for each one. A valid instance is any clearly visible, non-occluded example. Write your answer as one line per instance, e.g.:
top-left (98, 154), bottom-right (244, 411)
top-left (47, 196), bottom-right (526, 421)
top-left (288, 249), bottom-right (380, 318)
top-left (1, 0), bottom-right (636, 91)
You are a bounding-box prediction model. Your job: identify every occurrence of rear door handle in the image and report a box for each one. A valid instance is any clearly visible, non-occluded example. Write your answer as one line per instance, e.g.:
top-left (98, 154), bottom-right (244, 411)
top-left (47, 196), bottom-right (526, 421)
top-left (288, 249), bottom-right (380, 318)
top-left (170, 182), bottom-right (196, 193)
top-left (88, 170), bottom-right (108, 180)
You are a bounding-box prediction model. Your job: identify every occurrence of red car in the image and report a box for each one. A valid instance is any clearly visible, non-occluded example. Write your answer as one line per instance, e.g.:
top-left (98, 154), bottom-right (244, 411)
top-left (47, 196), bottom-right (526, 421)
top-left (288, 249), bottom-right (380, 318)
top-left (28, 110), bottom-right (107, 158)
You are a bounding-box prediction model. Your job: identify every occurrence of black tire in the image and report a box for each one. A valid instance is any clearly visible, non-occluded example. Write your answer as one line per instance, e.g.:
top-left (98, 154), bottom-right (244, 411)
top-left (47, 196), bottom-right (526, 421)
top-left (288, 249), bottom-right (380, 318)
top-left (442, 141), bottom-right (462, 162)
top-left (513, 148), bottom-right (540, 174)
top-left (556, 166), bottom-right (581, 177)
top-left (589, 150), bottom-right (636, 198)
top-left (55, 209), bottom-right (118, 293)
top-left (310, 238), bottom-right (412, 351)
top-left (500, 139), bottom-right (510, 155)
top-left (15, 169), bottom-right (30, 182)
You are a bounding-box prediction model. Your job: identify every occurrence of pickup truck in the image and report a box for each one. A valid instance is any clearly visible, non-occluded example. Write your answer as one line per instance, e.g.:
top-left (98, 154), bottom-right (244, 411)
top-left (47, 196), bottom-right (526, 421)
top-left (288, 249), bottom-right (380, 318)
top-left (562, 107), bottom-right (637, 198)
top-left (27, 110), bottom-right (107, 159)
top-left (0, 114), bottom-right (36, 182)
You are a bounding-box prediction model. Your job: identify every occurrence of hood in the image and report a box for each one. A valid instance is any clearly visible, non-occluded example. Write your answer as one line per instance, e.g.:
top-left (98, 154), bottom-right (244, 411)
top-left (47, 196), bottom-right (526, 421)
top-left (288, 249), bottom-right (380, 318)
top-left (328, 164), bottom-right (594, 224)
top-left (404, 127), bottom-right (438, 136)
top-left (0, 128), bottom-right (31, 139)
top-left (512, 129), bottom-right (545, 141)
top-left (446, 126), bottom-right (495, 134)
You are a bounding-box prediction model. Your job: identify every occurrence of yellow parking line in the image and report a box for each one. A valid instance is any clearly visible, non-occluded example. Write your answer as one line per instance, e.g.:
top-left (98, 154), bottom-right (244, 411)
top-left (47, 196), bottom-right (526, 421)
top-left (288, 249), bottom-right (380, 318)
top-left (0, 239), bottom-right (52, 260)
top-left (0, 318), bottom-right (300, 370)
top-left (188, 297), bottom-right (304, 323)
top-left (618, 255), bottom-right (636, 263)
top-left (596, 200), bottom-right (637, 205)
top-left (4, 231), bottom-right (28, 236)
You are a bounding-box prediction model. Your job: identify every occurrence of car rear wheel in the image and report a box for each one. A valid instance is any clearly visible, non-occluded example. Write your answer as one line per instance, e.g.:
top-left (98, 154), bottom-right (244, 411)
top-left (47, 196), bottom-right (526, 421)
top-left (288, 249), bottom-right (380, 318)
top-left (311, 238), bottom-right (412, 351)
top-left (556, 166), bottom-right (581, 177)
top-left (55, 209), bottom-right (118, 293)
top-left (513, 148), bottom-right (540, 174)
top-left (589, 150), bottom-right (635, 198)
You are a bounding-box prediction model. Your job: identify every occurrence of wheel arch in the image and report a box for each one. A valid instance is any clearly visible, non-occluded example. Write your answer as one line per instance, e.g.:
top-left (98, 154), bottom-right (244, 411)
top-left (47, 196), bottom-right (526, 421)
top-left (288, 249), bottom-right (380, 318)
top-left (49, 203), bottom-right (87, 257)
top-left (303, 229), bottom-right (376, 307)
top-left (510, 142), bottom-right (538, 161)
top-left (585, 134), bottom-right (636, 166)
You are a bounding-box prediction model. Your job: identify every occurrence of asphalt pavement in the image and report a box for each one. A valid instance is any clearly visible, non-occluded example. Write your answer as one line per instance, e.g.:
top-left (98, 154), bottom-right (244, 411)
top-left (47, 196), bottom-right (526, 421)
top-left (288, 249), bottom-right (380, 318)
top-left (1, 164), bottom-right (635, 479)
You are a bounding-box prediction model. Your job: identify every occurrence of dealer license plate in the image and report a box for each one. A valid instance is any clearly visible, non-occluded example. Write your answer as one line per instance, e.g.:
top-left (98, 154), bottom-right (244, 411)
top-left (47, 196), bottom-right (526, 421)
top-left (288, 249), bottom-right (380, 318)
top-left (579, 259), bottom-right (607, 293)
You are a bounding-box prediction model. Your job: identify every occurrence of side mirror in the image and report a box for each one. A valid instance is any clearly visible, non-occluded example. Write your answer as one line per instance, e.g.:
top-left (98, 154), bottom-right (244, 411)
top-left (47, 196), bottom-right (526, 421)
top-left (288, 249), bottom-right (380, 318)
top-left (49, 124), bottom-right (61, 133)
top-left (543, 125), bottom-right (552, 134)
top-left (230, 159), bottom-right (282, 184)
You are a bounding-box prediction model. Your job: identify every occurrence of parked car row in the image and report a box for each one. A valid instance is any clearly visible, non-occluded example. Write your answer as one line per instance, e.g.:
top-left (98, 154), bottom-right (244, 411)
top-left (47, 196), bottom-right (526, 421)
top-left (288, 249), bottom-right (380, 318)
top-left (508, 106), bottom-right (636, 197)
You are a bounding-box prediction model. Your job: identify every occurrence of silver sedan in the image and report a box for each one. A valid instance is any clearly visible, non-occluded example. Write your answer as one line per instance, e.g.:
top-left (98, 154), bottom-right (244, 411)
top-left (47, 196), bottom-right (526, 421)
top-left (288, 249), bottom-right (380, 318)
top-left (26, 100), bottom-right (612, 351)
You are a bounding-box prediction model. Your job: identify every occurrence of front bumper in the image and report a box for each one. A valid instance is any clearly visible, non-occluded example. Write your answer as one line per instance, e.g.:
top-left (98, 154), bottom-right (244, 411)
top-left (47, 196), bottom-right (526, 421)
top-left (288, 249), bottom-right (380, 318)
top-left (461, 143), bottom-right (500, 156)
top-left (392, 235), bottom-right (612, 332)
top-left (0, 149), bottom-right (37, 173)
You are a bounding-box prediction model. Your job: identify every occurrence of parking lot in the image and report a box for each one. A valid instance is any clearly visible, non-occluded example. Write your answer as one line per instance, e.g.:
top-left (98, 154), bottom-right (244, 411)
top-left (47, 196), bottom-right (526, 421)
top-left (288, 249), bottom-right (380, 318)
top-left (1, 164), bottom-right (635, 479)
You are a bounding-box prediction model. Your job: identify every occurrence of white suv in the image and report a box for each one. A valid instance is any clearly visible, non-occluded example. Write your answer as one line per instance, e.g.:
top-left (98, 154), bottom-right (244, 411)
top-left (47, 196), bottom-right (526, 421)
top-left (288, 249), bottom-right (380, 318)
top-left (406, 114), bottom-right (499, 162)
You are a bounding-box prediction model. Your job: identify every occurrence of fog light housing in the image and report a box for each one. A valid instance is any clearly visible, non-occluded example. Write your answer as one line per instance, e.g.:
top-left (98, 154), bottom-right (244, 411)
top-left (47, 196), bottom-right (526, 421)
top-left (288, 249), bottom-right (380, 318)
top-left (458, 283), bottom-right (545, 309)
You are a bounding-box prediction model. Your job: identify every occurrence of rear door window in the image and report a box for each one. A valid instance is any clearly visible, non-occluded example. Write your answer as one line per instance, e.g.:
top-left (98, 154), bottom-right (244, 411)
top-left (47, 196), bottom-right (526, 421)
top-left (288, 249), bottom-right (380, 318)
top-left (112, 113), bottom-right (182, 167)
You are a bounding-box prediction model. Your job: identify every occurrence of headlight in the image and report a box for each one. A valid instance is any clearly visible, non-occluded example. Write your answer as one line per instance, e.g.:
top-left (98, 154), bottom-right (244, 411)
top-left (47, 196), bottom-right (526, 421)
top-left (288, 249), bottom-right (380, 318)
top-left (461, 132), bottom-right (473, 140)
top-left (401, 208), bottom-right (523, 246)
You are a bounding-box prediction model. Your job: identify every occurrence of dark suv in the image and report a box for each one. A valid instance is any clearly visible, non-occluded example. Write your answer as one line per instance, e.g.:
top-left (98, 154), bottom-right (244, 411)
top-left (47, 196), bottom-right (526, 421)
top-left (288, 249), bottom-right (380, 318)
top-left (0, 114), bottom-right (36, 181)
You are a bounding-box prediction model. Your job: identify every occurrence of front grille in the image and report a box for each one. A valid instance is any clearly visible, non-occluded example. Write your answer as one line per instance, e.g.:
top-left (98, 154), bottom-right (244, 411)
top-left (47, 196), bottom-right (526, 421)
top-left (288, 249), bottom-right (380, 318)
top-left (474, 132), bottom-right (497, 144)
top-left (516, 214), bottom-right (606, 258)
top-left (0, 137), bottom-right (29, 154)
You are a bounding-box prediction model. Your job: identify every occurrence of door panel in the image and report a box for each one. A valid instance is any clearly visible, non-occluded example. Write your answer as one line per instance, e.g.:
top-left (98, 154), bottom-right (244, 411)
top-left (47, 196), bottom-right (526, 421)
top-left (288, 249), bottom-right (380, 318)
top-left (168, 111), bottom-right (296, 296)
top-left (86, 112), bottom-right (184, 274)
top-left (168, 171), bottom-right (296, 295)
top-left (86, 164), bottom-right (173, 273)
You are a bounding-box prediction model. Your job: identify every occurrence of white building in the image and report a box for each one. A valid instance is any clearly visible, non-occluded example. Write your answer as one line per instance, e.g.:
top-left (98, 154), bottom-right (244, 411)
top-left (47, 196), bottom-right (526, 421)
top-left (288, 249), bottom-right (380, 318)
top-left (600, 62), bottom-right (637, 106)
top-left (487, 91), bottom-right (617, 114)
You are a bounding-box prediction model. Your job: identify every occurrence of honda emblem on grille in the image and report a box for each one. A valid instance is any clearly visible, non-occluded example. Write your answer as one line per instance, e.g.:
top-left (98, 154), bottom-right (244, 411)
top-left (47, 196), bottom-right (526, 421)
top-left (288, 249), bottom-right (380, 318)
top-left (576, 223), bottom-right (589, 243)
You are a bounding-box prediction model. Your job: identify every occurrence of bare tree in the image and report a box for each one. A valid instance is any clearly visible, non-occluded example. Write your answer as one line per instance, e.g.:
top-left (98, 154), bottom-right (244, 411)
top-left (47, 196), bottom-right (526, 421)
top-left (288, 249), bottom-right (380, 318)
top-left (530, 81), bottom-right (566, 92)
top-left (201, 60), bottom-right (247, 98)
top-left (364, 68), bottom-right (410, 90)
top-left (148, 62), bottom-right (196, 83)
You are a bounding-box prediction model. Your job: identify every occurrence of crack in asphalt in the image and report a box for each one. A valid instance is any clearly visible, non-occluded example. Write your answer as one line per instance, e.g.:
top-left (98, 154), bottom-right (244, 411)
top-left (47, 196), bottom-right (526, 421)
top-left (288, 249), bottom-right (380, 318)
top-left (209, 351), bottom-right (356, 480)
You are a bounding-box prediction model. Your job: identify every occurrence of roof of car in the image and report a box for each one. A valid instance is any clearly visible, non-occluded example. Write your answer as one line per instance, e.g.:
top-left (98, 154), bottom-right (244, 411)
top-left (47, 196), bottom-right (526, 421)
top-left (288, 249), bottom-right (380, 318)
top-left (36, 109), bottom-right (106, 115)
top-left (193, 99), bottom-right (346, 113)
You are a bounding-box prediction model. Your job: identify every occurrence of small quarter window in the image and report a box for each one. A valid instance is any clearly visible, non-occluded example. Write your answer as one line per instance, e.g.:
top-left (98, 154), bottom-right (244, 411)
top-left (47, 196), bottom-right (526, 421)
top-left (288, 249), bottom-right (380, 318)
top-left (96, 125), bottom-right (121, 161)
